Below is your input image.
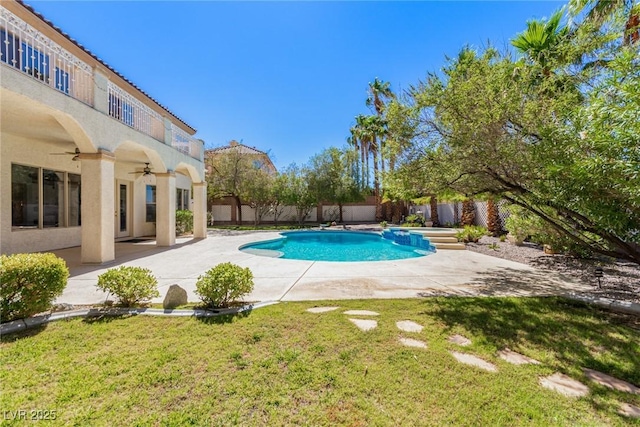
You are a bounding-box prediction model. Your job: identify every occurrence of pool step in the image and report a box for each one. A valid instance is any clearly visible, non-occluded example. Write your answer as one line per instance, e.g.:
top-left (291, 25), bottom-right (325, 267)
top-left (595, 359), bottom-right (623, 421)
top-left (431, 242), bottom-right (466, 250)
top-left (427, 236), bottom-right (459, 244)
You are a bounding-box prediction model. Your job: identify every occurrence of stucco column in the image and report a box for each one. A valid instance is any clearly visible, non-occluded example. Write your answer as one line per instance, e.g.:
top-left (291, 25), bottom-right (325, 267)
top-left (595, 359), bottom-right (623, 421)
top-left (79, 150), bottom-right (115, 263)
top-left (192, 182), bottom-right (207, 239)
top-left (156, 172), bottom-right (176, 246)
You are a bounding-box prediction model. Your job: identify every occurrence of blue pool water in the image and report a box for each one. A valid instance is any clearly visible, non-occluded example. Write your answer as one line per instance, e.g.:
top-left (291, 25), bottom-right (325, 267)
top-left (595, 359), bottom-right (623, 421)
top-left (240, 230), bottom-right (435, 262)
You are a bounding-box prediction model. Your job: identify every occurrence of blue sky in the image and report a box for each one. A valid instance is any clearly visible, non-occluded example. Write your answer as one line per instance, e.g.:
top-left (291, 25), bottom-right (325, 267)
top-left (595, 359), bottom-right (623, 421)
top-left (30, 1), bottom-right (564, 170)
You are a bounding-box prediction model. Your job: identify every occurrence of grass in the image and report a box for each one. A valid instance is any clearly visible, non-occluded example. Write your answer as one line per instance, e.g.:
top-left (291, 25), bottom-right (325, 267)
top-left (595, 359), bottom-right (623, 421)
top-left (2, 297), bottom-right (639, 426)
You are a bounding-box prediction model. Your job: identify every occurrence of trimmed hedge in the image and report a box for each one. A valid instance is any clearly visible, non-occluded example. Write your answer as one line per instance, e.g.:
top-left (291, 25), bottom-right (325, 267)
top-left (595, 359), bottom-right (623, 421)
top-left (97, 266), bottom-right (159, 306)
top-left (176, 209), bottom-right (193, 236)
top-left (196, 262), bottom-right (254, 308)
top-left (0, 253), bottom-right (69, 322)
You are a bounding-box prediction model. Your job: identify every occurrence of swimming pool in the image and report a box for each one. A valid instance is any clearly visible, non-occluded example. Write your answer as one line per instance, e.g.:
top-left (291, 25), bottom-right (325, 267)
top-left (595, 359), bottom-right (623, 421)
top-left (239, 230), bottom-right (435, 262)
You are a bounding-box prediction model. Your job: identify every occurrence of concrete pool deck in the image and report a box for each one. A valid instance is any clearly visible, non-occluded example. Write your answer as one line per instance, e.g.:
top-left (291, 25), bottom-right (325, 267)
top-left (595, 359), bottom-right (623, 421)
top-left (52, 229), bottom-right (593, 305)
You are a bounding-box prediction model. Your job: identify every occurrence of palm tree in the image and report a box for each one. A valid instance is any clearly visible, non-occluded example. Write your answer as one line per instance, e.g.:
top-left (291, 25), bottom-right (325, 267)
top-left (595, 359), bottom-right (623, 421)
top-left (356, 115), bottom-right (387, 221)
top-left (366, 78), bottom-right (395, 177)
top-left (569, 0), bottom-right (640, 44)
top-left (511, 9), bottom-right (569, 75)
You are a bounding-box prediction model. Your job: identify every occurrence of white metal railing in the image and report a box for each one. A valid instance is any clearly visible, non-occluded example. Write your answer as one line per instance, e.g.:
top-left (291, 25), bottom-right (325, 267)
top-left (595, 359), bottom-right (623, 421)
top-left (107, 82), bottom-right (165, 141)
top-left (0, 6), bottom-right (94, 105)
top-left (171, 123), bottom-right (203, 161)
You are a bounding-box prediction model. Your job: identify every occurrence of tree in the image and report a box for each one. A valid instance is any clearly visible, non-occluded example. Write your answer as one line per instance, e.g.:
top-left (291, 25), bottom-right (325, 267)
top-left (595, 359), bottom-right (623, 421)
top-left (487, 197), bottom-right (502, 236)
top-left (279, 164), bottom-right (317, 225)
top-left (511, 9), bottom-right (569, 75)
top-left (307, 147), bottom-right (363, 223)
top-left (206, 149), bottom-right (250, 224)
top-left (243, 168), bottom-right (275, 225)
top-left (398, 42), bottom-right (640, 263)
top-left (569, 0), bottom-right (640, 45)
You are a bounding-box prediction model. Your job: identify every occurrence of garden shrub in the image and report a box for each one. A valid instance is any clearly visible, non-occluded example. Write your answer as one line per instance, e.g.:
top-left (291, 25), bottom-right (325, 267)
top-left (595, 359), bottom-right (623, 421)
top-left (195, 262), bottom-right (254, 308)
top-left (176, 209), bottom-right (194, 235)
top-left (0, 253), bottom-right (69, 322)
top-left (456, 225), bottom-right (488, 243)
top-left (96, 266), bottom-right (159, 306)
top-left (402, 214), bottom-right (426, 227)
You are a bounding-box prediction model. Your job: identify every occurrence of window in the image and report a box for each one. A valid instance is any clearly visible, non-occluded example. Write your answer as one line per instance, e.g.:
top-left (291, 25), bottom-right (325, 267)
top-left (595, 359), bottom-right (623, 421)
top-left (55, 67), bottom-right (70, 94)
top-left (11, 164), bottom-right (39, 228)
top-left (68, 173), bottom-right (81, 226)
top-left (176, 188), bottom-right (190, 210)
top-left (109, 93), bottom-right (135, 127)
top-left (1, 29), bottom-right (20, 69)
top-left (11, 164), bottom-right (80, 229)
top-left (146, 185), bottom-right (156, 222)
top-left (22, 43), bottom-right (49, 83)
top-left (42, 170), bottom-right (64, 227)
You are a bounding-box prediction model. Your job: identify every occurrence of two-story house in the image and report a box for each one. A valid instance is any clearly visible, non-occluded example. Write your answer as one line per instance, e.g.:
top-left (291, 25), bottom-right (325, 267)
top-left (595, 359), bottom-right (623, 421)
top-left (0, 0), bottom-right (207, 263)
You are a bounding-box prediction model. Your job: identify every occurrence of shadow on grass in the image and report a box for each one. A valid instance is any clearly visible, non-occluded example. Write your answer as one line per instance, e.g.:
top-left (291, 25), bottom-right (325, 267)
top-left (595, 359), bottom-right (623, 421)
top-left (423, 296), bottom-right (640, 385)
top-left (82, 313), bottom-right (136, 324)
top-left (0, 324), bottom-right (48, 342)
top-left (195, 308), bottom-right (252, 325)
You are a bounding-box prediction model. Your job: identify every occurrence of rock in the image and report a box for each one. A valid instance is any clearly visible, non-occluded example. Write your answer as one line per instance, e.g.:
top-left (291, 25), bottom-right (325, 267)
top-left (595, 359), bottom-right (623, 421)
top-left (162, 284), bottom-right (188, 309)
top-left (539, 373), bottom-right (589, 397)
top-left (399, 337), bottom-right (427, 348)
top-left (396, 320), bottom-right (424, 333)
top-left (348, 318), bottom-right (377, 331)
top-left (343, 310), bottom-right (379, 316)
top-left (450, 351), bottom-right (498, 372)
top-left (448, 334), bottom-right (472, 346)
top-left (306, 306), bottom-right (340, 313)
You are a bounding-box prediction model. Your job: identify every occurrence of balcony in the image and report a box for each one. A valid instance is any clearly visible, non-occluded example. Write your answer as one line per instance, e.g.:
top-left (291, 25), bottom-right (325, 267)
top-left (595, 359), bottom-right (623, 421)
top-left (0, 5), bottom-right (203, 161)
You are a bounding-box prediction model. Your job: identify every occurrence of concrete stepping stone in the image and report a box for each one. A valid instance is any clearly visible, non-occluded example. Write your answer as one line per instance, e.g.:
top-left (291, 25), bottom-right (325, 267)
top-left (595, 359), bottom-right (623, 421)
top-left (618, 402), bottom-right (640, 418)
top-left (396, 320), bottom-right (424, 333)
top-left (399, 337), bottom-right (427, 349)
top-left (497, 348), bottom-right (541, 365)
top-left (450, 351), bottom-right (498, 372)
top-left (306, 306), bottom-right (340, 313)
top-left (343, 310), bottom-right (379, 316)
top-left (539, 373), bottom-right (589, 398)
top-left (448, 334), bottom-right (471, 346)
top-left (348, 318), bottom-right (377, 331)
top-left (583, 368), bottom-right (640, 394)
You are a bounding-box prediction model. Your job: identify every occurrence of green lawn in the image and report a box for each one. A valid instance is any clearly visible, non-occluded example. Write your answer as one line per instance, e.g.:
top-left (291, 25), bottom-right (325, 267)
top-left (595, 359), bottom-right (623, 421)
top-left (2, 297), bottom-right (639, 426)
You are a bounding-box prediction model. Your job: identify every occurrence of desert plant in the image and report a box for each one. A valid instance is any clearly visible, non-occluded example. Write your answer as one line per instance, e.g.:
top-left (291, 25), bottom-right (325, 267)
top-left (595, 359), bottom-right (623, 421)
top-left (499, 234), bottom-right (507, 243)
top-left (0, 253), bottom-right (69, 322)
top-left (402, 214), bottom-right (426, 227)
top-left (195, 262), bottom-right (254, 308)
top-left (176, 209), bottom-right (194, 235)
top-left (456, 225), bottom-right (487, 243)
top-left (380, 220), bottom-right (388, 228)
top-left (96, 266), bottom-right (159, 306)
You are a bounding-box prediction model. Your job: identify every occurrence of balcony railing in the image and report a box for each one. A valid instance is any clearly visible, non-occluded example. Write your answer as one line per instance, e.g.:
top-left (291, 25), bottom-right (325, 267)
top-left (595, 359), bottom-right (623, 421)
top-left (0, 6), bottom-right (93, 106)
top-left (1, 5), bottom-right (202, 162)
top-left (107, 82), bottom-right (165, 142)
top-left (171, 124), bottom-right (203, 161)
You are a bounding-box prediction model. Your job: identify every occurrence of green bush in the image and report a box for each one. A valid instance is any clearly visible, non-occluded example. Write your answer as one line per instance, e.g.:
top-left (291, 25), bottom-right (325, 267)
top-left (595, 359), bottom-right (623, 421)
top-left (176, 209), bottom-right (194, 235)
top-left (0, 253), bottom-right (69, 322)
top-left (402, 214), bottom-right (426, 227)
top-left (456, 225), bottom-right (488, 243)
top-left (96, 266), bottom-right (159, 306)
top-left (195, 262), bottom-right (254, 308)
top-left (380, 221), bottom-right (388, 228)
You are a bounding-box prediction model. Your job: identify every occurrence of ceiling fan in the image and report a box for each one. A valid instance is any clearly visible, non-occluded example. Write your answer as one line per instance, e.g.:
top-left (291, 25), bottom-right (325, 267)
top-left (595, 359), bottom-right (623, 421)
top-left (51, 147), bottom-right (80, 161)
top-left (129, 162), bottom-right (154, 176)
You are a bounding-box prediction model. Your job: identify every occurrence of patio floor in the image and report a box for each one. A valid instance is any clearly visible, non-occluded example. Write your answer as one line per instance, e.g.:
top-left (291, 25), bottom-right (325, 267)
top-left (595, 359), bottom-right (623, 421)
top-left (52, 230), bottom-right (593, 305)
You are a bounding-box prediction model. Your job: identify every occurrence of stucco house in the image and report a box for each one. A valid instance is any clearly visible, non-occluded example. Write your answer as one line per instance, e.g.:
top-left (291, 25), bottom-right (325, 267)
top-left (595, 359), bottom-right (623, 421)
top-left (0, 0), bottom-right (207, 263)
top-left (205, 140), bottom-right (277, 176)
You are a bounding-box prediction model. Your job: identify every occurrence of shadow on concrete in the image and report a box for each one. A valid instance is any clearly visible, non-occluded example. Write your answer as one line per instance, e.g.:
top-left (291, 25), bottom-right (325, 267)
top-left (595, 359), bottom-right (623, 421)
top-left (53, 237), bottom-right (205, 278)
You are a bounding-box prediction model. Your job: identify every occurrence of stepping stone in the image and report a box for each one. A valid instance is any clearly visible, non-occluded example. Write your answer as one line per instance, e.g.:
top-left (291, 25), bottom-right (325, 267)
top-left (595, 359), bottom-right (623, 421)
top-left (450, 351), bottom-right (498, 372)
top-left (448, 334), bottom-right (471, 346)
top-left (343, 310), bottom-right (379, 316)
top-left (618, 402), bottom-right (640, 418)
top-left (498, 348), bottom-right (541, 365)
top-left (306, 306), bottom-right (339, 313)
top-left (539, 373), bottom-right (589, 398)
top-left (583, 368), bottom-right (640, 394)
top-left (399, 337), bottom-right (427, 349)
top-left (348, 318), bottom-right (377, 331)
top-left (396, 320), bottom-right (424, 333)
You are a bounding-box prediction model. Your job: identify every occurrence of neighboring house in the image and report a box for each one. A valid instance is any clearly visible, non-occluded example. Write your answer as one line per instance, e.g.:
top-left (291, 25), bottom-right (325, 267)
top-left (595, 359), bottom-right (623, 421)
top-left (205, 140), bottom-right (277, 176)
top-left (0, 0), bottom-right (207, 263)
